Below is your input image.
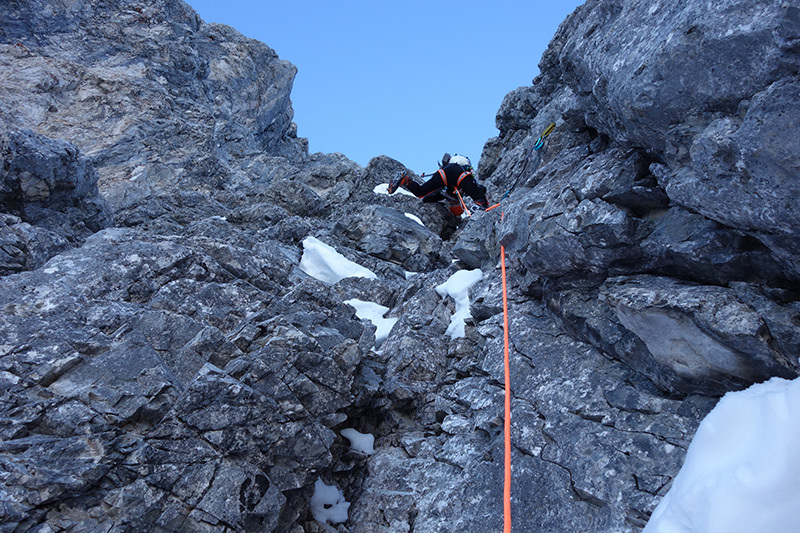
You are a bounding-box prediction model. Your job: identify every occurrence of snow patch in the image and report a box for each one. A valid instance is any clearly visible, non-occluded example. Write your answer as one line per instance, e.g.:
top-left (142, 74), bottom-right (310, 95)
top-left (374, 183), bottom-right (416, 197)
top-left (299, 236), bottom-right (377, 284)
top-left (435, 269), bottom-right (483, 339)
top-left (130, 165), bottom-right (146, 181)
top-left (310, 478), bottom-right (350, 525)
top-left (644, 376), bottom-right (800, 533)
top-left (404, 213), bottom-right (425, 227)
top-left (340, 428), bottom-right (375, 455)
top-left (344, 298), bottom-right (398, 346)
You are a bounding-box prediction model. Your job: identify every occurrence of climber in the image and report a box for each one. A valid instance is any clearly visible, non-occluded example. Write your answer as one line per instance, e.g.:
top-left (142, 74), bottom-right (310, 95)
top-left (387, 153), bottom-right (489, 216)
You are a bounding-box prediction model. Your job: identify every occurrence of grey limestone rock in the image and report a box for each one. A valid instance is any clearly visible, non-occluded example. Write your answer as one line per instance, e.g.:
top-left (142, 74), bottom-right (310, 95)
top-left (661, 76), bottom-right (800, 278)
top-left (0, 223), bottom-right (376, 531)
top-left (600, 275), bottom-right (799, 395)
top-left (555, 0), bottom-right (800, 152)
top-left (0, 130), bottom-right (112, 246)
top-left (337, 205), bottom-right (449, 273)
top-left (483, 0), bottom-right (800, 402)
top-left (0, 214), bottom-right (70, 275)
top-left (349, 299), bottom-right (713, 532)
top-left (0, 0), bottom-right (307, 211)
top-left (1, 0), bottom-right (799, 532)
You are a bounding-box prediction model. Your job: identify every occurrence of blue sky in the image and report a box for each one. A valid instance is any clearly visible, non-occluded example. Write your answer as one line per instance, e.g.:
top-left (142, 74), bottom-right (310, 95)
top-left (187, 1), bottom-right (583, 174)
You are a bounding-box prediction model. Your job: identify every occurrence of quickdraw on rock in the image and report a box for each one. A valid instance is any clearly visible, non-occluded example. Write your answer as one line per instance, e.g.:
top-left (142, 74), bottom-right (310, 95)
top-left (487, 122), bottom-right (557, 214)
top-left (533, 121), bottom-right (556, 150)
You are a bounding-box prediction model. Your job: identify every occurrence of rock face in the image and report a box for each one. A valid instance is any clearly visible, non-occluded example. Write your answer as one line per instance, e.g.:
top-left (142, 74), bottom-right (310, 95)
top-left (0, 0), bottom-right (798, 532)
top-left (1, 128), bottom-right (113, 276)
top-left (0, 0), bottom-right (306, 211)
top-left (479, 0), bottom-right (800, 397)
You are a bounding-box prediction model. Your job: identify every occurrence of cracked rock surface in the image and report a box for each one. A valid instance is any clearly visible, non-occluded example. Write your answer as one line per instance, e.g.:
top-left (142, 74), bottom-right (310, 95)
top-left (1, 0), bottom-right (799, 532)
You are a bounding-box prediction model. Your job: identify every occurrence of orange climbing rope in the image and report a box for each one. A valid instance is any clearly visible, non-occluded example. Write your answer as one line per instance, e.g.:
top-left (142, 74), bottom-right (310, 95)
top-left (454, 199), bottom-right (512, 528)
top-left (454, 187), bottom-right (472, 218)
top-left (453, 196), bottom-right (512, 528)
top-left (501, 211), bottom-right (512, 533)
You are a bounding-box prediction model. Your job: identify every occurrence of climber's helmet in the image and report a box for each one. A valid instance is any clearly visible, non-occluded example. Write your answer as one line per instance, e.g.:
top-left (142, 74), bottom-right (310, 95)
top-left (449, 154), bottom-right (472, 171)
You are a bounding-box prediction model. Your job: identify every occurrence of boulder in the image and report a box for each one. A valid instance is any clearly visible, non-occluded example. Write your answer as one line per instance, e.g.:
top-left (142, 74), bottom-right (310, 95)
top-left (0, 214), bottom-right (70, 274)
top-left (600, 276), bottom-right (799, 394)
top-left (337, 205), bottom-right (448, 272)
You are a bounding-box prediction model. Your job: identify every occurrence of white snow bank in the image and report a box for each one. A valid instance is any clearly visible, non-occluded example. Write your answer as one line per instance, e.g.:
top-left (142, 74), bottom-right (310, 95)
top-left (344, 298), bottom-right (398, 346)
top-left (404, 212), bottom-right (425, 227)
top-left (341, 428), bottom-right (375, 455)
top-left (644, 376), bottom-right (800, 533)
top-left (299, 236), bottom-right (377, 285)
top-left (373, 183), bottom-right (416, 197)
top-left (310, 478), bottom-right (350, 525)
top-left (435, 269), bottom-right (483, 339)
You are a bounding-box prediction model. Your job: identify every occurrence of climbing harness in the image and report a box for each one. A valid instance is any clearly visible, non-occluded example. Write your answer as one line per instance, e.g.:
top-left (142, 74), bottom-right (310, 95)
top-left (454, 187), bottom-right (471, 218)
top-left (416, 166), bottom-right (479, 218)
top-left (456, 170), bottom-right (472, 188)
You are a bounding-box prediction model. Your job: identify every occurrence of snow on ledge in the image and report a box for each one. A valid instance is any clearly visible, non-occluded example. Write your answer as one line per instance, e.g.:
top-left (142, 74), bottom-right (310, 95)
top-left (644, 376), bottom-right (800, 533)
top-left (310, 478), bottom-right (350, 526)
top-left (299, 236), bottom-right (377, 284)
top-left (341, 428), bottom-right (375, 455)
top-left (344, 298), bottom-right (398, 347)
top-left (373, 183), bottom-right (416, 197)
top-left (436, 269), bottom-right (483, 339)
top-left (404, 212), bottom-right (425, 227)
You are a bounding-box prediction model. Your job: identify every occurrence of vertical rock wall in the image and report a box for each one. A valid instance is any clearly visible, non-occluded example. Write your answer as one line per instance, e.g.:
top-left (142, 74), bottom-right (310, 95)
top-left (477, 0), bottom-right (800, 397)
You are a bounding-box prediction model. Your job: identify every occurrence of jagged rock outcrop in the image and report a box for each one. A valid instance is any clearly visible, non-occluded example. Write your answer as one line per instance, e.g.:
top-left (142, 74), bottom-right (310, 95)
top-left (476, 0), bottom-right (800, 397)
top-left (1, 129), bottom-right (112, 273)
top-left (0, 0), bottom-right (306, 211)
top-left (1, 0), bottom-right (798, 532)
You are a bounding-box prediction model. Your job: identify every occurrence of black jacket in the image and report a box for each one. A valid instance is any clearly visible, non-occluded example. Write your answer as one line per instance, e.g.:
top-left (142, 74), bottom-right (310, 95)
top-left (405, 164), bottom-right (488, 206)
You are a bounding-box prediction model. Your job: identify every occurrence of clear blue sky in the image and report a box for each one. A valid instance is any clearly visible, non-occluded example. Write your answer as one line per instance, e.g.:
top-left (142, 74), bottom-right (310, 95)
top-left (186, 1), bottom-right (583, 174)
